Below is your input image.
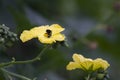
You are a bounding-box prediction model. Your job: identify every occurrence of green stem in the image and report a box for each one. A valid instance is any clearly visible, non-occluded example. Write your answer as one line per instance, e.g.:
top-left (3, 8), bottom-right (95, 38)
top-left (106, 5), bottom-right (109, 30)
top-left (1, 68), bottom-right (31, 80)
top-left (0, 45), bottom-right (50, 67)
top-left (85, 74), bottom-right (91, 80)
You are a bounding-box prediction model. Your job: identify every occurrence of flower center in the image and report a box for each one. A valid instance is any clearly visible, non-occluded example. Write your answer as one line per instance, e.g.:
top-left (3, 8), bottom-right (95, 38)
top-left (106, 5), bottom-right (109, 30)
top-left (44, 29), bottom-right (52, 38)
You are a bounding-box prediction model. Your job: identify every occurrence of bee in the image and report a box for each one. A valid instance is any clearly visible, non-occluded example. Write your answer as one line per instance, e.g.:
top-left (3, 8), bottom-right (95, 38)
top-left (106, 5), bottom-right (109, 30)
top-left (45, 29), bottom-right (52, 38)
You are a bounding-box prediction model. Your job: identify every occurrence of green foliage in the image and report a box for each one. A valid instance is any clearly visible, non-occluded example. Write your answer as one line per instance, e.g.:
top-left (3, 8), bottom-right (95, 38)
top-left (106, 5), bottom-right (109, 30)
top-left (76, 0), bottom-right (114, 21)
top-left (8, 7), bottom-right (32, 33)
top-left (23, 0), bottom-right (63, 19)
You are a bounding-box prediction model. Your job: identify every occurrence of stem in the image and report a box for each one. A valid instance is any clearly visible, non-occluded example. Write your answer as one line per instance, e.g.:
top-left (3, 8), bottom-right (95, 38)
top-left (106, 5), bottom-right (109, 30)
top-left (0, 45), bottom-right (50, 67)
top-left (85, 74), bottom-right (91, 80)
top-left (1, 68), bottom-right (31, 80)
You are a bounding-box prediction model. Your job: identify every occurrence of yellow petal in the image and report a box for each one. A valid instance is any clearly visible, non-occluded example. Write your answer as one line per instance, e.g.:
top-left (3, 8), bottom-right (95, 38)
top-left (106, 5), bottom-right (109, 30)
top-left (50, 24), bottom-right (65, 34)
top-left (93, 59), bottom-right (102, 71)
top-left (31, 24), bottom-right (65, 37)
top-left (93, 58), bottom-right (110, 70)
top-left (20, 30), bottom-right (36, 42)
top-left (30, 26), bottom-right (48, 36)
top-left (73, 54), bottom-right (85, 63)
top-left (53, 33), bottom-right (65, 41)
top-left (66, 62), bottom-right (81, 70)
top-left (38, 33), bottom-right (65, 44)
top-left (38, 35), bottom-right (56, 44)
top-left (80, 60), bottom-right (93, 71)
top-left (20, 26), bottom-right (47, 42)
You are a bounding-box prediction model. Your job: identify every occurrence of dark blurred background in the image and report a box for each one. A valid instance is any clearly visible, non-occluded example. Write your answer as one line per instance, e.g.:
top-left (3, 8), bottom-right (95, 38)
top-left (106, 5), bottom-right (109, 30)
top-left (0, 0), bottom-right (120, 80)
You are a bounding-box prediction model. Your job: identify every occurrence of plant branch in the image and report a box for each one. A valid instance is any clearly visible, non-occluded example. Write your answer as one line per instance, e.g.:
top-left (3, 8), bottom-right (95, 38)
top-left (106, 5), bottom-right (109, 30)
top-left (1, 68), bottom-right (32, 80)
top-left (0, 45), bottom-right (50, 67)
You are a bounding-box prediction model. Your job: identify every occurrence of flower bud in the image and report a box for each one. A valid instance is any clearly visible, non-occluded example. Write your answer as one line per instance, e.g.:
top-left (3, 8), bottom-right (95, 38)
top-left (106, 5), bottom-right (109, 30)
top-left (97, 73), bottom-right (105, 80)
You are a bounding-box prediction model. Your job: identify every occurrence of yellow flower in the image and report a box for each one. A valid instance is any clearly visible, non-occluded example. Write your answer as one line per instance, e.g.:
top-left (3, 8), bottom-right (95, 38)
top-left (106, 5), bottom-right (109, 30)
top-left (20, 24), bottom-right (65, 44)
top-left (66, 53), bottom-right (110, 71)
top-left (67, 53), bottom-right (93, 71)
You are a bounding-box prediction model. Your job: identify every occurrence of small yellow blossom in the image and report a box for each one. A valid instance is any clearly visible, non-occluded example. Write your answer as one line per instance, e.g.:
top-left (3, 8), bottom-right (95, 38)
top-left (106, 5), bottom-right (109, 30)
top-left (20, 24), bottom-right (65, 44)
top-left (66, 53), bottom-right (110, 71)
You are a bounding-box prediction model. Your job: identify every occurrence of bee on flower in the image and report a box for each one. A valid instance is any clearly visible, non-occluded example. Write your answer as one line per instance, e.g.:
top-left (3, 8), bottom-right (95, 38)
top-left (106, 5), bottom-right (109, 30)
top-left (20, 24), bottom-right (65, 44)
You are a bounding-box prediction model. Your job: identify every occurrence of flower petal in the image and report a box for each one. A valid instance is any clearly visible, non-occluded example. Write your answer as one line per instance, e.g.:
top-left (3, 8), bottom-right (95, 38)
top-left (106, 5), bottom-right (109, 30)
top-left (80, 60), bottom-right (93, 71)
top-left (93, 58), bottom-right (110, 70)
top-left (53, 33), bottom-right (65, 41)
top-left (20, 30), bottom-right (36, 42)
top-left (50, 24), bottom-right (65, 34)
top-left (73, 54), bottom-right (85, 63)
top-left (30, 26), bottom-right (48, 36)
top-left (38, 35), bottom-right (56, 44)
top-left (66, 62), bottom-right (81, 70)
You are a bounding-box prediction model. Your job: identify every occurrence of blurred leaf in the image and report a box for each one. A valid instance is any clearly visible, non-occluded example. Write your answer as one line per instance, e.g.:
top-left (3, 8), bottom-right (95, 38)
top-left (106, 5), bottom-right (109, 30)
top-left (37, 49), bottom-right (67, 72)
top-left (76, 0), bottom-right (101, 18)
top-left (86, 31), bottom-right (120, 59)
top-left (15, 64), bottom-right (37, 79)
top-left (76, 0), bottom-right (113, 20)
top-left (0, 70), bottom-right (10, 80)
top-left (0, 69), bottom-right (6, 80)
top-left (23, 0), bottom-right (63, 19)
top-left (8, 7), bottom-right (32, 33)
